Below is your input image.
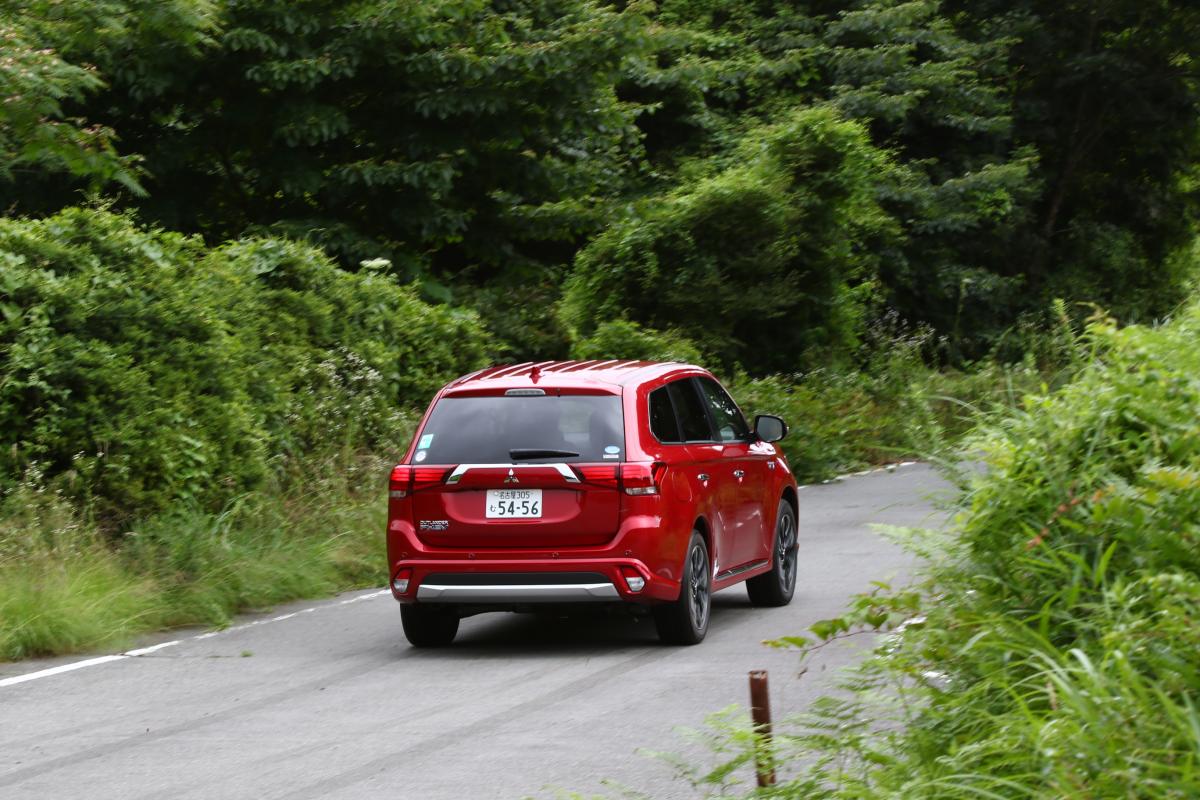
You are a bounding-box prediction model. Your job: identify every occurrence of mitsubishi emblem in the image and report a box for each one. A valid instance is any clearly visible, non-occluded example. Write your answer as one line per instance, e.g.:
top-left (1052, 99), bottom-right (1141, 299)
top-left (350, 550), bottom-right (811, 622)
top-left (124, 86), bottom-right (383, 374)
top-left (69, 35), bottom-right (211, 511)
top-left (504, 469), bottom-right (519, 484)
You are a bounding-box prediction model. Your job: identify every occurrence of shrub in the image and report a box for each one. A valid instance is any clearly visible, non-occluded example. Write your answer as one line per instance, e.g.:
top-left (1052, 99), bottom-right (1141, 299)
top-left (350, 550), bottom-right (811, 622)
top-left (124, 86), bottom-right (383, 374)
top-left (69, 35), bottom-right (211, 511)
top-left (676, 300), bottom-right (1200, 798)
top-left (569, 320), bottom-right (705, 364)
top-left (560, 106), bottom-right (894, 374)
top-left (0, 208), bottom-right (489, 524)
top-left (724, 324), bottom-right (1044, 482)
top-left (0, 453), bottom-right (389, 660)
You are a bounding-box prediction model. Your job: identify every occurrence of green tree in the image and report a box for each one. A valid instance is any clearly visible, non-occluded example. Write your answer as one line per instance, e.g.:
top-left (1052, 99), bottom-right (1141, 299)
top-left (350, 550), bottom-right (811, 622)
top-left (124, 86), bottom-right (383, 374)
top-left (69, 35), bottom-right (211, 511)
top-left (948, 0), bottom-right (1200, 326)
top-left (0, 3), bottom-right (143, 199)
top-left (0, 208), bottom-right (489, 524)
top-left (625, 0), bottom-right (1200, 357)
top-left (561, 107), bottom-right (893, 373)
top-left (817, 0), bottom-right (1039, 357)
top-left (16, 0), bottom-right (651, 289)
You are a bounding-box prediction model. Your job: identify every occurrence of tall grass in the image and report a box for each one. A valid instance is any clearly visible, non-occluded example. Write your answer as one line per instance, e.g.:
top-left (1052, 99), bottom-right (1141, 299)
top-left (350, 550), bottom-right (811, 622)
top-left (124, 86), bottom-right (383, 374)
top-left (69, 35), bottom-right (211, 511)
top-left (0, 454), bottom-right (386, 661)
top-left (664, 303), bottom-right (1200, 798)
top-left (728, 318), bottom-right (1054, 483)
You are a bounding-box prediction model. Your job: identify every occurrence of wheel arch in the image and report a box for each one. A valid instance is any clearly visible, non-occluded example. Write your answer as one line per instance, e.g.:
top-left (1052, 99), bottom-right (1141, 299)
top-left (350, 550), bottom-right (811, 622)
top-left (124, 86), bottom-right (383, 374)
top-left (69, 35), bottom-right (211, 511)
top-left (781, 485), bottom-right (798, 522)
top-left (692, 515), bottom-right (712, 564)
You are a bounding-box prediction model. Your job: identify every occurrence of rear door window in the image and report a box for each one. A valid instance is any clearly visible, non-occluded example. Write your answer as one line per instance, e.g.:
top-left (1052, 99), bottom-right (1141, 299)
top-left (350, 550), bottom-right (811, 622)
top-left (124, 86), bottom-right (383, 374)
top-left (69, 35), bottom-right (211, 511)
top-left (668, 380), bottom-right (714, 442)
top-left (416, 394), bottom-right (624, 464)
top-left (649, 386), bottom-right (682, 443)
top-left (696, 377), bottom-right (750, 442)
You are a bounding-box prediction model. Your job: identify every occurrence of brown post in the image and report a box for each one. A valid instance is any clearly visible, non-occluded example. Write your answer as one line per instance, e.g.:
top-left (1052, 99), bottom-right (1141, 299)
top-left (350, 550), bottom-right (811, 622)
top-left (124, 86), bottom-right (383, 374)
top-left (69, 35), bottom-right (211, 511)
top-left (749, 669), bottom-right (775, 787)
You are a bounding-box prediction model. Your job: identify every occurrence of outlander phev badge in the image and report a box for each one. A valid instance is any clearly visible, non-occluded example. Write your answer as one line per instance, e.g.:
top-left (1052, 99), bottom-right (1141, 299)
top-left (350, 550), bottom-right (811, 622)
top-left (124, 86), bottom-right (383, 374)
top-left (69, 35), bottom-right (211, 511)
top-left (504, 469), bottom-right (519, 484)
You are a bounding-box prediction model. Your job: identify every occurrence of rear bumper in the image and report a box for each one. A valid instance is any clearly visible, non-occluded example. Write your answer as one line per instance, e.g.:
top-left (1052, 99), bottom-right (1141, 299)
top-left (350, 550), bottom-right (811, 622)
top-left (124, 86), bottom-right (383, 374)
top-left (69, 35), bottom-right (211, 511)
top-left (389, 559), bottom-right (679, 605)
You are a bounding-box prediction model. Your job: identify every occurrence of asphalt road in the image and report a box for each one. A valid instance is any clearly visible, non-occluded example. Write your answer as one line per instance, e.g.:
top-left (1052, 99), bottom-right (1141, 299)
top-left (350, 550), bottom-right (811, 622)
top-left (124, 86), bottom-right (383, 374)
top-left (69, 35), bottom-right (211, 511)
top-left (0, 463), bottom-right (951, 799)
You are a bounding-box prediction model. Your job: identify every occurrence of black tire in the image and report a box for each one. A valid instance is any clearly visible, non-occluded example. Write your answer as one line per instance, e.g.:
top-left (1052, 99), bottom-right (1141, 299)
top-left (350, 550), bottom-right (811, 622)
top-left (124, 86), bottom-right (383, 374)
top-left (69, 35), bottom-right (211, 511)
top-left (400, 604), bottom-right (459, 647)
top-left (746, 500), bottom-right (798, 607)
top-left (654, 532), bottom-right (712, 645)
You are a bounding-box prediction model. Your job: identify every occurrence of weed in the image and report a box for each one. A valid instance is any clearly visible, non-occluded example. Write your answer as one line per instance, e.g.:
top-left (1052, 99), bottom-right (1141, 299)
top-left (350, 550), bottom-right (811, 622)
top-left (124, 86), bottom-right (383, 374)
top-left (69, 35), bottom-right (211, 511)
top-left (665, 301), bottom-right (1200, 798)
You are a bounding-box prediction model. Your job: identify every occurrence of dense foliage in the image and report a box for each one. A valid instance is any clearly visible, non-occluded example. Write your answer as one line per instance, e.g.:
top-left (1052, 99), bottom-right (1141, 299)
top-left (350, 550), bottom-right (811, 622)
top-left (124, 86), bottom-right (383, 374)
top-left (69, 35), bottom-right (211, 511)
top-left (950, 0), bottom-right (1200, 325)
top-left (4, 0), bottom-right (1197, 364)
top-left (0, 451), bottom-right (388, 660)
top-left (562, 107), bottom-right (891, 371)
top-left (0, 208), bottom-right (488, 523)
top-left (6, 0), bottom-right (649, 291)
top-left (677, 302), bottom-right (1200, 797)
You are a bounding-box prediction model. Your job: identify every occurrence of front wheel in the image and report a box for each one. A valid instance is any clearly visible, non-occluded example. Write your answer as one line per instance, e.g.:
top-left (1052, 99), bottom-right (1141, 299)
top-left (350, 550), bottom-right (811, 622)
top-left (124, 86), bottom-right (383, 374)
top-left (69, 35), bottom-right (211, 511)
top-left (400, 604), bottom-right (459, 647)
top-left (654, 532), bottom-right (711, 645)
top-left (746, 501), bottom-right (797, 607)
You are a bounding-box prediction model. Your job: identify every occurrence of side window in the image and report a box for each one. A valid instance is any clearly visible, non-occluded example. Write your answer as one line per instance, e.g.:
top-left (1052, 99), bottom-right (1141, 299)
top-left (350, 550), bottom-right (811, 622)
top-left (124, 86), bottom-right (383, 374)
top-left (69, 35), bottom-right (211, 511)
top-left (649, 386), bottom-right (682, 443)
top-left (668, 380), bottom-right (714, 442)
top-left (697, 377), bottom-right (750, 442)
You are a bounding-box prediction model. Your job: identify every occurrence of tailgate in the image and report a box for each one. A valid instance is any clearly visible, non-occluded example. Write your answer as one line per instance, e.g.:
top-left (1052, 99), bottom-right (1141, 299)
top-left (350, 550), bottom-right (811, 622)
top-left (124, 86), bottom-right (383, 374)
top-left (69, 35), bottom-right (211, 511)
top-left (410, 464), bottom-right (620, 548)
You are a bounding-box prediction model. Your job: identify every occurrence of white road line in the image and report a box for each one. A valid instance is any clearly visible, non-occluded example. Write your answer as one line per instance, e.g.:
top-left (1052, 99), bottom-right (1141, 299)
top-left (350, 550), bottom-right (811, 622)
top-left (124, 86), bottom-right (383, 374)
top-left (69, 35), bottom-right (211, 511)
top-left (124, 640), bottom-right (181, 657)
top-left (0, 589), bottom-right (389, 690)
top-left (0, 655), bottom-right (127, 688)
top-left (811, 460), bottom-right (919, 486)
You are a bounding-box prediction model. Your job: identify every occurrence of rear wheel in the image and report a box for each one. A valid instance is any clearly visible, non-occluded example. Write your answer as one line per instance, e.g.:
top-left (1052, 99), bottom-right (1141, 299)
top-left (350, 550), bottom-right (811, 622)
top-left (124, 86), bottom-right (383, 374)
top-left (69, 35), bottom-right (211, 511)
top-left (747, 501), bottom-right (797, 607)
top-left (654, 532), bottom-right (711, 645)
top-left (401, 604), bottom-right (459, 647)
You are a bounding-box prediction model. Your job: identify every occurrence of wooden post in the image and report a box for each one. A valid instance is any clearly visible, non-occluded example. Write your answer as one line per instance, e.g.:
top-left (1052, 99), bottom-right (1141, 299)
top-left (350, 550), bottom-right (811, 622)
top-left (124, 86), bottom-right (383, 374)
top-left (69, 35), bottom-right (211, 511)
top-left (749, 669), bottom-right (775, 787)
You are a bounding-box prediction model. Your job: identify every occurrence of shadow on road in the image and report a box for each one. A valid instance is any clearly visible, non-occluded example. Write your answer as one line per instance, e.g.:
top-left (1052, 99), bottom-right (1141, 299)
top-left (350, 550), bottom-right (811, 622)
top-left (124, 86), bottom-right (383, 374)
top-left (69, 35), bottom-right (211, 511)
top-left (409, 590), bottom-right (760, 657)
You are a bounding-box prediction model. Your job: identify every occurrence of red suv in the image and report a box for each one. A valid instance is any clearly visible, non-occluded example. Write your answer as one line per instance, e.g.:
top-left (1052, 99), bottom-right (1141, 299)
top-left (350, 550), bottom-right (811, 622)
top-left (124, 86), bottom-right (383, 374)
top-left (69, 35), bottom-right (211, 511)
top-left (386, 360), bottom-right (797, 646)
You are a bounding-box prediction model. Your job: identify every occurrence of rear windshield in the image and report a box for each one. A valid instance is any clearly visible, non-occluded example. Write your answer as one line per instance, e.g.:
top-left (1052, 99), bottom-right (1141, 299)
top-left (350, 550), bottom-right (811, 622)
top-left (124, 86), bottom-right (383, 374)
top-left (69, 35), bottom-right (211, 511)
top-left (413, 394), bottom-right (625, 465)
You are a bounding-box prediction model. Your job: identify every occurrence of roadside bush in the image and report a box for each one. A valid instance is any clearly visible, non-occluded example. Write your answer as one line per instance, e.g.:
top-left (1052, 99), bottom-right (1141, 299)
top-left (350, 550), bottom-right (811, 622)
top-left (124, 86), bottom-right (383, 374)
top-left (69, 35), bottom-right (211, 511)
top-left (726, 326), bottom-right (1044, 483)
top-left (560, 107), bottom-right (894, 374)
top-left (569, 320), bottom-right (705, 364)
top-left (670, 301), bottom-right (1200, 797)
top-left (0, 208), bottom-right (488, 524)
top-left (0, 453), bottom-right (388, 660)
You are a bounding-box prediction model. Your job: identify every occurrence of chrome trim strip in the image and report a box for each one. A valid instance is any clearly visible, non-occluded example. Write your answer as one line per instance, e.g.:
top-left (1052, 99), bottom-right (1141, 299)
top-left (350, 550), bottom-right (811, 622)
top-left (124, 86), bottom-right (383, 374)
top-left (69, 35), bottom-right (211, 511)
top-left (714, 559), bottom-right (769, 581)
top-left (416, 582), bottom-right (619, 603)
top-left (445, 463), bottom-right (580, 484)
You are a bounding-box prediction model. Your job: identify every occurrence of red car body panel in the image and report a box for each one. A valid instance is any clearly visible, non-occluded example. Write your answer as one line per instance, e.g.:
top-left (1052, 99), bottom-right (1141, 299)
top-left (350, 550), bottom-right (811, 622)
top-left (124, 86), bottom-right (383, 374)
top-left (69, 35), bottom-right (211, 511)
top-left (385, 360), bottom-right (797, 607)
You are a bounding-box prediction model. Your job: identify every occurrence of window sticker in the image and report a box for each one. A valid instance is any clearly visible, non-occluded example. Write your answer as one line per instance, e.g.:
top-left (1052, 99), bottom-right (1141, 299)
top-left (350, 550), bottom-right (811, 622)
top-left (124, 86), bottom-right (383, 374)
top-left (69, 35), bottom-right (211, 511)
top-left (605, 445), bottom-right (620, 454)
top-left (414, 450), bottom-right (428, 462)
top-left (418, 434), bottom-right (434, 449)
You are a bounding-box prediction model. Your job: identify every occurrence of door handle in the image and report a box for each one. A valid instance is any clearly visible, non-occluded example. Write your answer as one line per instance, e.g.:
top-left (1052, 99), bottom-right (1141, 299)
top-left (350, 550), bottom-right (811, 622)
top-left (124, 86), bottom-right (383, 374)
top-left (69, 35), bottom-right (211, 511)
top-left (698, 473), bottom-right (710, 482)
top-left (733, 469), bottom-right (745, 479)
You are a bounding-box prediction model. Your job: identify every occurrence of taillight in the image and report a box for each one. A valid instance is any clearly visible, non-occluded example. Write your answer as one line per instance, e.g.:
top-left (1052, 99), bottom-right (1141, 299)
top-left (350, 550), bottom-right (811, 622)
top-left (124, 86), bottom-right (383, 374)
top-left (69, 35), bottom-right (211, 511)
top-left (576, 464), bottom-right (619, 487)
top-left (621, 462), bottom-right (665, 496)
top-left (389, 465), bottom-right (450, 497)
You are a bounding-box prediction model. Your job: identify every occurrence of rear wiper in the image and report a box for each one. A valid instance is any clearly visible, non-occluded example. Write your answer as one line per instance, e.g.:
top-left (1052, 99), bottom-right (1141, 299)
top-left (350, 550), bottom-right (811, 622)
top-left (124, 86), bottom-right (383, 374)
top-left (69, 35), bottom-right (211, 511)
top-left (509, 448), bottom-right (580, 460)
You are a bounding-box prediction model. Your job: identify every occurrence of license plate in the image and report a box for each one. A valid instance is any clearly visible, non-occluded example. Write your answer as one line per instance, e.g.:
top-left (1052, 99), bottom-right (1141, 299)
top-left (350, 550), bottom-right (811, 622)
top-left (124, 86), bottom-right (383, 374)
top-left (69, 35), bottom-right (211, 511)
top-left (485, 489), bottom-right (543, 518)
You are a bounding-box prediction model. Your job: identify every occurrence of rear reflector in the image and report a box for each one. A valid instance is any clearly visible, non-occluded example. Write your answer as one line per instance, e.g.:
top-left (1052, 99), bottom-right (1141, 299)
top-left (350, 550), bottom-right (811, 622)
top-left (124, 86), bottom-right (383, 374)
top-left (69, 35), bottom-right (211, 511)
top-left (620, 462), bottom-right (665, 496)
top-left (392, 568), bottom-right (413, 594)
top-left (620, 567), bottom-right (646, 592)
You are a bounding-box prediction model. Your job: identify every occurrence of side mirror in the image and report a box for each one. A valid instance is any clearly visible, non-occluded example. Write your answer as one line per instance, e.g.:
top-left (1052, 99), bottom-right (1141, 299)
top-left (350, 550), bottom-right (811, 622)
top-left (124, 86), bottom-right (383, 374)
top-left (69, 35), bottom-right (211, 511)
top-left (754, 414), bottom-right (787, 443)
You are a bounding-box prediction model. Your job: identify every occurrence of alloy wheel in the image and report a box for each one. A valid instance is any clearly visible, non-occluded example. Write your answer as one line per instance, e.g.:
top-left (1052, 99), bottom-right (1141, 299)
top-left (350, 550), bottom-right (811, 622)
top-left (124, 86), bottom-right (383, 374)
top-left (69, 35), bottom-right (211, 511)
top-left (689, 543), bottom-right (710, 630)
top-left (777, 511), bottom-right (797, 590)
